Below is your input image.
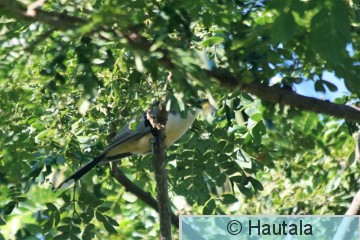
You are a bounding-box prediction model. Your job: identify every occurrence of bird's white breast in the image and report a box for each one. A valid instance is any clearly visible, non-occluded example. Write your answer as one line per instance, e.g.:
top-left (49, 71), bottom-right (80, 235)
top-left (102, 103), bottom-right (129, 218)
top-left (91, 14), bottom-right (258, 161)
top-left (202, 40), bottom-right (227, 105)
top-left (165, 110), bottom-right (199, 146)
top-left (109, 110), bottom-right (200, 156)
top-left (131, 110), bottom-right (199, 154)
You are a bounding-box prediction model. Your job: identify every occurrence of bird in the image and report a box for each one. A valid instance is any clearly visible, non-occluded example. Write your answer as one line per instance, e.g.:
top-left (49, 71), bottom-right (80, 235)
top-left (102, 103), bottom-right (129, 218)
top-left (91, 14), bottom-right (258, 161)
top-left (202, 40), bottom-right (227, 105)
top-left (55, 101), bottom-right (212, 190)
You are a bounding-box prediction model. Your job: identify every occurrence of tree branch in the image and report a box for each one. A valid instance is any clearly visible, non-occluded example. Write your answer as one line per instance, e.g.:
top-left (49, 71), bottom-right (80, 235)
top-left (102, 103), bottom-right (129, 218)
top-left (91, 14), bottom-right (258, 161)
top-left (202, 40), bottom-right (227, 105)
top-left (0, 0), bottom-right (86, 30)
top-left (332, 191), bottom-right (360, 240)
top-left (239, 78), bottom-right (360, 122)
top-left (203, 70), bottom-right (360, 122)
top-left (117, 29), bottom-right (360, 122)
top-left (110, 164), bottom-right (179, 227)
top-left (355, 133), bottom-right (360, 162)
top-left (111, 163), bottom-right (179, 228)
top-left (110, 165), bottom-right (206, 240)
top-left (242, 81), bottom-right (360, 122)
top-left (108, 28), bottom-right (360, 122)
top-left (4, 0), bottom-right (360, 122)
top-left (147, 102), bottom-right (172, 240)
top-left (346, 189), bottom-right (360, 215)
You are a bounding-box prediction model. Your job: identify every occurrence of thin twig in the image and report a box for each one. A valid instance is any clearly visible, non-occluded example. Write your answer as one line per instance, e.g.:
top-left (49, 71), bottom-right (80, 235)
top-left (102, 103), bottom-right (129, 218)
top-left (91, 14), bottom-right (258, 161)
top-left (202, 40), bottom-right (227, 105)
top-left (110, 164), bottom-right (179, 228)
top-left (25, 29), bottom-right (54, 52)
top-left (110, 164), bottom-right (206, 239)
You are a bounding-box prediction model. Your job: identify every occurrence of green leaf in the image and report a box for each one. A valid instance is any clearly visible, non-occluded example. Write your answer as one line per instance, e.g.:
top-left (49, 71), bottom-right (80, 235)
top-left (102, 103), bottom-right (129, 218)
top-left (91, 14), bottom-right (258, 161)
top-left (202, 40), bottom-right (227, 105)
top-left (95, 211), bottom-right (107, 223)
top-left (128, 118), bottom-right (139, 131)
top-left (71, 225), bottom-right (82, 234)
top-left (268, 0), bottom-right (288, 10)
top-left (310, 3), bottom-right (350, 65)
top-left (96, 212), bottom-right (118, 233)
top-left (215, 173), bottom-right (226, 187)
top-left (314, 80), bottom-right (326, 93)
top-left (72, 215), bottom-right (82, 225)
top-left (70, 234), bottom-right (81, 240)
top-left (61, 217), bottom-right (72, 224)
top-left (320, 80), bottom-right (337, 92)
top-left (105, 215), bottom-right (119, 227)
top-left (0, 216), bottom-right (6, 225)
top-left (16, 197), bottom-right (27, 202)
top-left (344, 76), bottom-right (360, 96)
top-left (82, 224), bottom-right (95, 240)
top-left (224, 142), bottom-right (234, 153)
top-left (250, 113), bottom-right (263, 122)
top-left (60, 192), bottom-right (71, 203)
top-left (201, 36), bottom-right (224, 47)
top-left (97, 206), bottom-right (110, 213)
top-left (54, 234), bottom-right (69, 240)
top-left (102, 220), bottom-right (118, 234)
top-left (54, 210), bottom-right (61, 227)
top-left (271, 12), bottom-right (297, 43)
top-left (251, 121), bottom-right (266, 144)
top-left (57, 225), bottom-right (71, 233)
top-left (42, 215), bottom-right (54, 233)
top-left (238, 185), bottom-right (253, 198)
top-left (79, 189), bottom-right (103, 207)
top-left (3, 200), bottom-right (17, 215)
top-left (80, 208), bottom-right (94, 224)
top-left (26, 116), bottom-right (40, 124)
top-left (202, 199), bottom-right (216, 215)
top-left (46, 203), bottom-right (58, 212)
top-left (44, 233), bottom-right (54, 240)
top-left (249, 177), bottom-right (264, 191)
top-left (221, 194), bottom-right (238, 204)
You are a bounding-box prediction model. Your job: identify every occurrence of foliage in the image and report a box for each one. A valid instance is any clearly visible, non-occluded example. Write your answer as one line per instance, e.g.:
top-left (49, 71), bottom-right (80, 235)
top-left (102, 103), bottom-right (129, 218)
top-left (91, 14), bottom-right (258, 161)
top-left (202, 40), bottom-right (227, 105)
top-left (1, 0), bottom-right (360, 239)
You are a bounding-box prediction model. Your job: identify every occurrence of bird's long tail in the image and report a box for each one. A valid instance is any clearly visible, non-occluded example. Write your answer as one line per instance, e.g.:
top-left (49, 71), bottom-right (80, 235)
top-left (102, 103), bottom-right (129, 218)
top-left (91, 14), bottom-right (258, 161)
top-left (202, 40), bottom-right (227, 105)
top-left (55, 156), bottom-right (103, 190)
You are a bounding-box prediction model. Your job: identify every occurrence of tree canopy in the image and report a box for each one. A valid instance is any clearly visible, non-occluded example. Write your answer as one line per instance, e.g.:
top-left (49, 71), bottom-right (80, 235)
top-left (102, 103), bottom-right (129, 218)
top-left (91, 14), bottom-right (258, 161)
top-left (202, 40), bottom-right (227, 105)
top-left (1, 0), bottom-right (360, 239)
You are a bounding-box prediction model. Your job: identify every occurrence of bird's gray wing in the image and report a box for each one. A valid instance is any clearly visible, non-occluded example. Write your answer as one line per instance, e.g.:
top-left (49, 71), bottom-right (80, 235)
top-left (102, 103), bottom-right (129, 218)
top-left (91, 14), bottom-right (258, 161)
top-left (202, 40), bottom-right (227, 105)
top-left (102, 114), bottom-right (152, 154)
top-left (56, 114), bottom-right (152, 190)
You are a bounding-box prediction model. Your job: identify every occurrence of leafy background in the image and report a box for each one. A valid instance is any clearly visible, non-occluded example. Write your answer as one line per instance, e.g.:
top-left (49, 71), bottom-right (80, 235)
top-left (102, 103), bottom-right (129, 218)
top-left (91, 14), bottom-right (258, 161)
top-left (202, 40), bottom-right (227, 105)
top-left (1, 0), bottom-right (360, 239)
